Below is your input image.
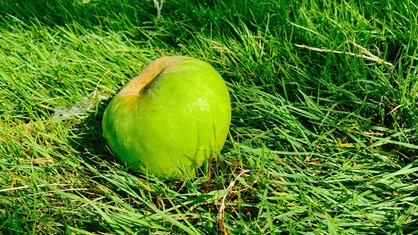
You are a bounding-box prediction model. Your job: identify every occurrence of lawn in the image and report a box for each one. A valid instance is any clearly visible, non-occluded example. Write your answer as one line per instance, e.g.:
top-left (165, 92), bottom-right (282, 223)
top-left (1, 0), bottom-right (417, 234)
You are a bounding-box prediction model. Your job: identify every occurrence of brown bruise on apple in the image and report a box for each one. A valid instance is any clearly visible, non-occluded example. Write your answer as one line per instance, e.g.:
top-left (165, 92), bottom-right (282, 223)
top-left (118, 57), bottom-right (184, 97)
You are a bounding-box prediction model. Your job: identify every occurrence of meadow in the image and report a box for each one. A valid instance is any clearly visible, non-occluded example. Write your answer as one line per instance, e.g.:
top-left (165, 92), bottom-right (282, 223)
top-left (0, 0), bottom-right (417, 234)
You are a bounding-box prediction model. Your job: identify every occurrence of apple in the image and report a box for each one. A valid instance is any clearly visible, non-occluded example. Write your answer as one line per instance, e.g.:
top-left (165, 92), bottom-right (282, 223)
top-left (102, 56), bottom-right (231, 179)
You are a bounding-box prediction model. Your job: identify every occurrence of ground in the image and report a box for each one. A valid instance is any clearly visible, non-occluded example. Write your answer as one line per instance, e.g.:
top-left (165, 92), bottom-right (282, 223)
top-left (0, 0), bottom-right (417, 234)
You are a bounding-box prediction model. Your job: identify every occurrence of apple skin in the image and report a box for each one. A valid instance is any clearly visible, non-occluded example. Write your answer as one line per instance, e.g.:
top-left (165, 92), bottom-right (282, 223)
top-left (102, 56), bottom-right (231, 179)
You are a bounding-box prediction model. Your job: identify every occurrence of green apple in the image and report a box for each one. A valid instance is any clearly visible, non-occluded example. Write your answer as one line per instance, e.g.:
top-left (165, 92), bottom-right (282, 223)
top-left (102, 56), bottom-right (231, 179)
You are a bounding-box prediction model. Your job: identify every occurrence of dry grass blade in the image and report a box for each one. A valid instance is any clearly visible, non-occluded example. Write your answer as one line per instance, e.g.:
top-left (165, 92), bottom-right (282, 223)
top-left (295, 41), bottom-right (394, 68)
top-left (0, 184), bottom-right (69, 193)
top-left (153, 0), bottom-right (164, 19)
top-left (217, 169), bottom-right (251, 235)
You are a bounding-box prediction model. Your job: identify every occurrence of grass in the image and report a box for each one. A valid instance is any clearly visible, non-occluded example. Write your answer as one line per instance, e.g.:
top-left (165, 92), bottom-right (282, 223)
top-left (0, 0), bottom-right (417, 234)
